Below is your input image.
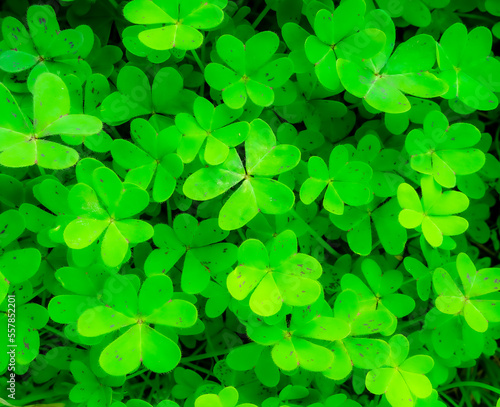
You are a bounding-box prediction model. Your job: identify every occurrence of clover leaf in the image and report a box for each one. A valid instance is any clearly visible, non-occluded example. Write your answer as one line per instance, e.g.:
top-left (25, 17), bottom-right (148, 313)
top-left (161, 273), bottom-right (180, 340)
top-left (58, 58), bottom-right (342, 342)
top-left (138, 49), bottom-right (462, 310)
top-left (195, 386), bottom-right (257, 407)
top-left (0, 73), bottom-right (102, 169)
top-left (397, 175), bottom-right (469, 247)
top-left (406, 111), bottom-right (485, 188)
top-left (144, 213), bottom-right (237, 294)
top-left (2, 303), bottom-right (48, 370)
top-left (304, 0), bottom-right (386, 91)
top-left (404, 256), bottom-right (433, 302)
top-left (0, 210), bottom-right (41, 304)
top-left (0, 5), bottom-right (91, 88)
top-left (337, 10), bottom-right (448, 113)
top-left (365, 335), bottom-right (434, 407)
top-left (111, 119), bottom-right (184, 202)
top-left (227, 230), bottom-right (322, 317)
top-left (175, 97), bottom-right (250, 165)
top-left (341, 259), bottom-right (416, 333)
top-left (124, 0), bottom-right (227, 51)
top-left (247, 307), bottom-right (350, 372)
top-left (63, 166), bottom-right (153, 267)
top-left (183, 119), bottom-right (300, 230)
top-left (323, 289), bottom-right (392, 381)
top-left (433, 252), bottom-right (500, 332)
top-left (437, 23), bottom-right (500, 111)
top-left (330, 196), bottom-right (407, 256)
top-left (226, 343), bottom-right (280, 388)
top-left (78, 274), bottom-right (198, 375)
top-left (300, 145), bottom-right (373, 215)
top-left (100, 66), bottom-right (196, 125)
top-left (20, 178), bottom-right (75, 248)
top-left (205, 32), bottom-right (293, 108)
top-left (69, 360), bottom-right (123, 406)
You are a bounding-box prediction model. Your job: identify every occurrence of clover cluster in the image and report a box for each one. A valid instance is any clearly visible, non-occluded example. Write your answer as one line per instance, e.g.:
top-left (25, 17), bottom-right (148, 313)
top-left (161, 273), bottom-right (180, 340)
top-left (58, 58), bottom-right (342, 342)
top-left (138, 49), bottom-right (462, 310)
top-left (0, 1), bottom-right (499, 407)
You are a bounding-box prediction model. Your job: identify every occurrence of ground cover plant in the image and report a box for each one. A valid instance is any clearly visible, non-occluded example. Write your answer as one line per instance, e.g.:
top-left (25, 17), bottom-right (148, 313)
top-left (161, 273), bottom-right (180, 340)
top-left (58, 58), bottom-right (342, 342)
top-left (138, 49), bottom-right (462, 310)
top-left (1, 0), bottom-right (500, 406)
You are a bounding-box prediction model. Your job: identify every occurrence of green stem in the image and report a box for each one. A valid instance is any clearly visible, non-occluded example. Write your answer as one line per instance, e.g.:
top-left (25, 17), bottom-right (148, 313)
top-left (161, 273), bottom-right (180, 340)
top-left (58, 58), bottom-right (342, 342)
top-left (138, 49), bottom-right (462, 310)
top-left (107, 0), bottom-right (120, 11)
top-left (38, 166), bottom-right (46, 176)
top-left (237, 228), bottom-right (246, 242)
top-left (24, 286), bottom-right (46, 303)
top-left (9, 390), bottom-right (69, 406)
top-left (127, 368), bottom-right (148, 380)
top-left (438, 382), bottom-right (500, 396)
top-left (181, 348), bottom-right (232, 363)
top-left (167, 199), bottom-right (173, 226)
top-left (289, 209), bottom-right (340, 258)
top-left (456, 13), bottom-right (495, 23)
top-left (43, 325), bottom-right (68, 341)
top-left (439, 392), bottom-right (460, 407)
top-left (252, 4), bottom-right (271, 28)
top-left (191, 50), bottom-right (205, 72)
top-left (183, 362), bottom-right (215, 377)
top-left (397, 315), bottom-right (426, 331)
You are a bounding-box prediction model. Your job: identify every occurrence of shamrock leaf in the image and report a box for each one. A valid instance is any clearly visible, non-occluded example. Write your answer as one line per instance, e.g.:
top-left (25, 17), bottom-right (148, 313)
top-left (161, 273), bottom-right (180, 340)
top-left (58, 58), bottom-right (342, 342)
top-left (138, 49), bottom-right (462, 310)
top-left (406, 111), bottom-right (485, 188)
top-left (144, 213), bottom-right (237, 294)
top-left (111, 119), bottom-right (184, 202)
top-left (0, 73), bottom-right (102, 169)
top-left (195, 386), bottom-right (257, 407)
top-left (397, 175), bottom-right (469, 247)
top-left (330, 197), bottom-right (407, 256)
top-left (0, 5), bottom-right (91, 88)
top-left (0, 210), bottom-right (41, 304)
top-left (247, 306), bottom-right (350, 372)
top-left (323, 289), bottom-right (392, 381)
top-left (304, 0), bottom-right (386, 91)
top-left (183, 119), bottom-right (300, 230)
top-left (205, 32), bottom-right (293, 108)
top-left (365, 335), bottom-right (434, 407)
top-left (19, 178), bottom-right (75, 248)
top-left (337, 10), bottom-right (448, 113)
top-left (353, 133), bottom-right (404, 198)
top-left (404, 256), bottom-right (433, 302)
top-left (124, 0), bottom-right (227, 51)
top-left (341, 259), bottom-right (416, 332)
top-left (48, 264), bottom-right (115, 344)
top-left (433, 253), bottom-right (500, 332)
top-left (5, 303), bottom-right (48, 369)
top-left (175, 97), bottom-right (250, 165)
top-left (226, 343), bottom-right (280, 388)
top-left (69, 360), bottom-right (122, 406)
top-left (300, 145), bottom-right (373, 215)
top-left (78, 274), bottom-right (198, 375)
top-left (100, 66), bottom-right (196, 125)
top-left (63, 166), bottom-right (153, 267)
top-left (60, 73), bottom-right (113, 154)
top-left (227, 230), bottom-right (323, 317)
top-left (437, 23), bottom-right (500, 111)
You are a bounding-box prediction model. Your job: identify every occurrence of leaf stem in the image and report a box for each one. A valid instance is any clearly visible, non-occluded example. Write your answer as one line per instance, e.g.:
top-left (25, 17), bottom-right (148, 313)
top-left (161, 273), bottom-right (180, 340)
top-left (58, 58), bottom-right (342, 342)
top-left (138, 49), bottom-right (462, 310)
top-left (107, 0), bottom-right (120, 11)
top-left (252, 4), bottom-right (271, 29)
top-left (438, 391), bottom-right (460, 407)
top-left (127, 367), bottom-right (148, 380)
top-left (43, 325), bottom-right (68, 341)
top-left (183, 361), bottom-right (215, 377)
top-left (439, 382), bottom-right (500, 396)
top-left (191, 50), bottom-right (205, 72)
top-left (181, 348), bottom-right (232, 363)
top-left (167, 199), bottom-right (173, 226)
top-left (456, 13), bottom-right (495, 23)
top-left (289, 209), bottom-right (340, 258)
top-left (397, 314), bottom-right (425, 331)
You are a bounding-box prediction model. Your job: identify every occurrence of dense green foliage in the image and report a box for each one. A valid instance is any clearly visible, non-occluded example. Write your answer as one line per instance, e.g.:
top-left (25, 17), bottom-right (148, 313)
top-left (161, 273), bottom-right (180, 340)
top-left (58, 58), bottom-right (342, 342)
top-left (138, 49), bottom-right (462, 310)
top-left (0, 1), bottom-right (500, 407)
